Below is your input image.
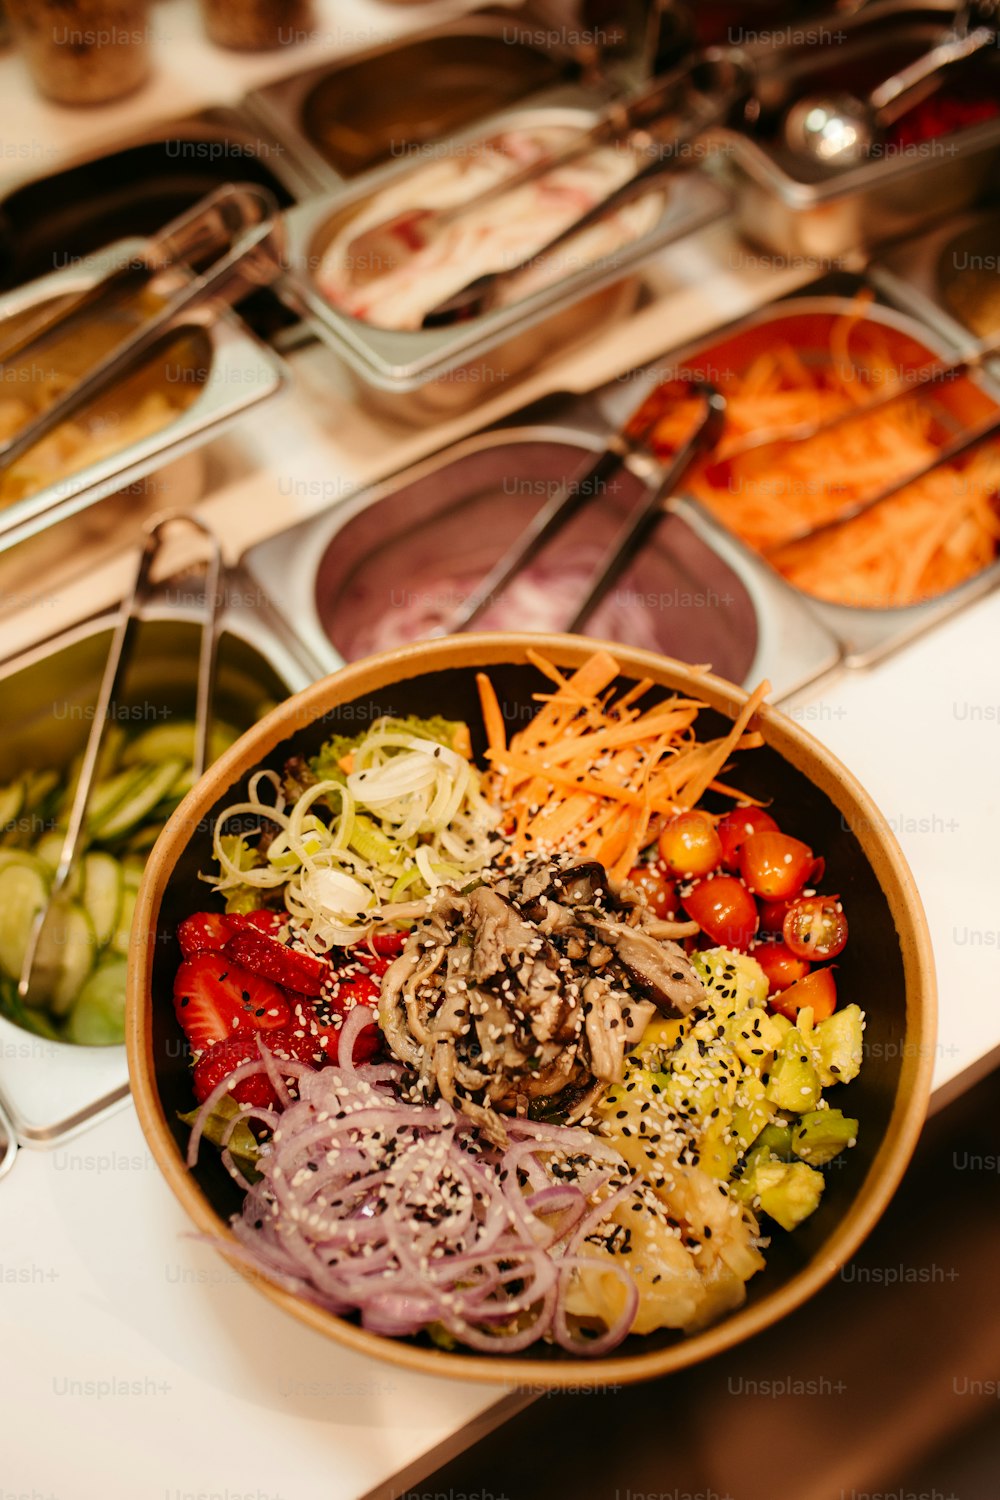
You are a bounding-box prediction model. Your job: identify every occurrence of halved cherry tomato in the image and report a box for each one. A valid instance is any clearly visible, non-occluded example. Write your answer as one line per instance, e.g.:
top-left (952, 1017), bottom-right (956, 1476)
top-left (783, 896), bottom-right (848, 961)
top-left (769, 966), bottom-right (837, 1022)
top-left (682, 876), bottom-right (758, 949)
top-left (716, 807), bottom-right (779, 870)
top-left (657, 811), bottom-right (723, 878)
top-left (627, 864), bottom-right (678, 919)
top-left (753, 940), bottom-right (810, 993)
top-left (758, 898), bottom-right (792, 939)
top-left (740, 831), bottom-right (814, 900)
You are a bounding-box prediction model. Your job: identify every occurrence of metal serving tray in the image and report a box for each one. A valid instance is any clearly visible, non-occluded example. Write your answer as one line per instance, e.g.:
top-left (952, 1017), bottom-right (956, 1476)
top-left (0, 105), bottom-right (316, 293)
top-left (0, 241), bottom-right (287, 556)
top-left (0, 588), bottom-right (322, 1151)
top-left (283, 87), bottom-right (730, 421)
top-left (716, 8), bottom-right (1000, 260)
top-left (239, 406), bottom-right (840, 704)
top-left (612, 281), bottom-right (1000, 666)
top-left (869, 207), bottom-right (1000, 355)
top-left (241, 8), bottom-right (576, 188)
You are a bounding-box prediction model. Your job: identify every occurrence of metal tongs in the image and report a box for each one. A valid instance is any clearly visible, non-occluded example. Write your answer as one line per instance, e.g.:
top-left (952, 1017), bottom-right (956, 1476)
top-left (0, 183), bottom-right (285, 476)
top-left (15, 515), bottom-right (222, 1016)
top-left (447, 379), bottom-right (727, 633)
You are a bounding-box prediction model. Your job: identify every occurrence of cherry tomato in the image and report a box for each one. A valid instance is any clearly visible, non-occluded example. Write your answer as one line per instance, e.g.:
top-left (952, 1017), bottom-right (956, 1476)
top-left (657, 811), bottom-right (723, 878)
top-left (682, 876), bottom-right (758, 949)
top-left (758, 898), bottom-right (792, 939)
top-left (808, 855), bottom-right (826, 886)
top-left (753, 940), bottom-right (811, 993)
top-left (740, 831), bottom-right (814, 900)
top-left (716, 807), bottom-right (779, 870)
top-left (769, 966), bottom-right (837, 1022)
top-left (627, 864), bottom-right (679, 919)
top-left (783, 896), bottom-right (848, 961)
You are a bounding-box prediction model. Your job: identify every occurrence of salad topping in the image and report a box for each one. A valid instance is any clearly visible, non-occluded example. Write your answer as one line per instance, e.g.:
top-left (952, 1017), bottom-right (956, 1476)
top-left (176, 653), bottom-right (864, 1355)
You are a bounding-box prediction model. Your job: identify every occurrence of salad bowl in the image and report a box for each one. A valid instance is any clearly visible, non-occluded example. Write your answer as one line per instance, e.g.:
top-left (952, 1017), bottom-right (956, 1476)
top-left (126, 634), bottom-right (935, 1385)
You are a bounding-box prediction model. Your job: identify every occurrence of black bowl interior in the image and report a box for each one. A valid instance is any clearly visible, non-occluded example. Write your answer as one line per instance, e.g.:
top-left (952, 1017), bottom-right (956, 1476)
top-left (150, 659), bottom-right (907, 1364)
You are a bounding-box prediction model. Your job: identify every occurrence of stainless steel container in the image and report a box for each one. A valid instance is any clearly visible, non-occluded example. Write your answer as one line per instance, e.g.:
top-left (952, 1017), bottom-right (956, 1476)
top-left (241, 11), bottom-right (573, 186)
top-left (0, 241), bottom-right (287, 555)
top-left (625, 290), bottom-right (1000, 665)
top-left (716, 11), bottom-right (1000, 260)
top-left (0, 591), bottom-right (321, 1147)
top-left (239, 408), bottom-right (840, 703)
top-left (283, 89), bottom-right (730, 423)
top-left (869, 208), bottom-right (1000, 354)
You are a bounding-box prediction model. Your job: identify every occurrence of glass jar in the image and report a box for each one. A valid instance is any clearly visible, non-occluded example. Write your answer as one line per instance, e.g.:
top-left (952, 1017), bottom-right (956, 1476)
top-left (198, 0), bottom-right (315, 52)
top-left (5, 0), bottom-right (151, 106)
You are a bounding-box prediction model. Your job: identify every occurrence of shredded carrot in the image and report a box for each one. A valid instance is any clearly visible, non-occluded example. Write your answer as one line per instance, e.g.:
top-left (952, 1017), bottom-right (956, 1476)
top-left (639, 296), bottom-right (1000, 608)
top-left (475, 672), bottom-right (507, 761)
top-left (483, 651), bottom-right (769, 867)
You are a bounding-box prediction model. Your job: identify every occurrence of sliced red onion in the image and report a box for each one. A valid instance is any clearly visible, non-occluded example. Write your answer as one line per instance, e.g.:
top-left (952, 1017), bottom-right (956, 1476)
top-left (187, 1020), bottom-right (642, 1355)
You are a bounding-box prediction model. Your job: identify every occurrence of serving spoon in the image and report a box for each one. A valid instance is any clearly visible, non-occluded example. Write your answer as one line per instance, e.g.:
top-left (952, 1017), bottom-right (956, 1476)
top-left (783, 21), bottom-right (995, 170)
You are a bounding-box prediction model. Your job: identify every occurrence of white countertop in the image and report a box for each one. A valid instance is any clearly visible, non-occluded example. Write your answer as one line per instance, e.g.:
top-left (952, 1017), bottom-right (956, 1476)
top-left (1, 5), bottom-right (999, 1498)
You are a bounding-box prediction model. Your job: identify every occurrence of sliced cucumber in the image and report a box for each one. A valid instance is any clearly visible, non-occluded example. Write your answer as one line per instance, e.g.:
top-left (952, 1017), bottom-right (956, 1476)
top-left (121, 721), bottom-right (239, 768)
top-left (111, 884), bottom-right (138, 958)
top-left (32, 832), bottom-right (82, 898)
top-left (121, 857), bottom-right (146, 890)
top-left (0, 978), bottom-right (61, 1040)
top-left (90, 758), bottom-right (186, 842)
top-left (0, 848), bottom-right (51, 881)
top-left (0, 862), bottom-right (48, 983)
top-left (38, 903), bottom-right (96, 1017)
top-left (82, 853), bottom-right (123, 949)
top-left (84, 766), bottom-right (149, 834)
top-left (0, 778), bottom-right (25, 835)
top-left (23, 768), bottom-right (59, 812)
top-left (122, 824), bottom-right (162, 856)
top-left (64, 956), bottom-right (127, 1046)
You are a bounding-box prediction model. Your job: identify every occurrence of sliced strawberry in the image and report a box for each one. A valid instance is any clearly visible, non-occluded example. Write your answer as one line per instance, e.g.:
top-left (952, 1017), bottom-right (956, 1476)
top-left (178, 912), bottom-right (234, 959)
top-left (177, 908), bottom-right (289, 959)
top-left (192, 1035), bottom-right (279, 1108)
top-left (366, 932), bottom-right (408, 957)
top-left (324, 975), bottom-right (382, 1062)
top-left (222, 930), bottom-right (330, 996)
top-left (229, 910), bottom-right (288, 938)
top-left (173, 954), bottom-right (292, 1054)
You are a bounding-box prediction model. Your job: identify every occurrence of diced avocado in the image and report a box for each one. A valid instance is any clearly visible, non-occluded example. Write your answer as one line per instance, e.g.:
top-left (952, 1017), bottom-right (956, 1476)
top-left (728, 1005), bottom-right (785, 1068)
top-left (632, 1014), bottom-right (686, 1068)
top-left (748, 1158), bottom-right (825, 1231)
top-left (731, 1074), bottom-right (775, 1149)
top-left (811, 1003), bottom-right (865, 1086)
top-left (792, 1108), bottom-right (858, 1165)
top-left (597, 1064), bottom-right (676, 1174)
top-left (766, 1027), bottom-right (822, 1113)
top-left (752, 1123), bottom-right (794, 1161)
top-left (699, 1116), bottom-right (739, 1180)
top-left (662, 1034), bottom-right (739, 1122)
top-left (693, 947), bottom-right (768, 1015)
top-left (769, 1011), bottom-right (793, 1042)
